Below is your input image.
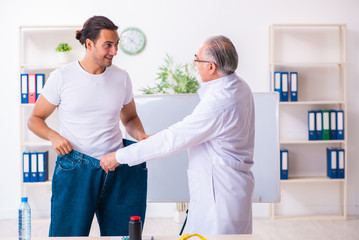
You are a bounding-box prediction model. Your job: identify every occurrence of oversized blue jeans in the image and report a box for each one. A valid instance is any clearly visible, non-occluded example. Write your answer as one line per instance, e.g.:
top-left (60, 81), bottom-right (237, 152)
top-left (49, 140), bottom-right (147, 237)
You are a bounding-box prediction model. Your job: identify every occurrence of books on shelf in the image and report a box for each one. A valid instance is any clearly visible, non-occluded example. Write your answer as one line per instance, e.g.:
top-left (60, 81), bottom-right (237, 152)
top-left (273, 71), bottom-right (298, 102)
top-left (289, 72), bottom-right (298, 101)
top-left (322, 110), bottom-right (330, 140)
top-left (281, 72), bottom-right (289, 101)
top-left (308, 110), bottom-right (344, 141)
top-left (20, 73), bottom-right (45, 104)
top-left (326, 148), bottom-right (345, 179)
top-left (22, 151), bottom-right (49, 182)
top-left (279, 148), bottom-right (345, 181)
top-left (280, 149), bottom-right (289, 180)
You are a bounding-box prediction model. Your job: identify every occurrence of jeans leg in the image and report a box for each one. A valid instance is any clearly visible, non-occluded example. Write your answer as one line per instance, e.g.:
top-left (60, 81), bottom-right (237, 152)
top-left (96, 163), bottom-right (147, 236)
top-left (49, 153), bottom-right (104, 236)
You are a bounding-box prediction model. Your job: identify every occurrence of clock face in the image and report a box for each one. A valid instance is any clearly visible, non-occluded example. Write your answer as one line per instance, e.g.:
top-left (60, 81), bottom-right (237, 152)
top-left (119, 27), bottom-right (146, 55)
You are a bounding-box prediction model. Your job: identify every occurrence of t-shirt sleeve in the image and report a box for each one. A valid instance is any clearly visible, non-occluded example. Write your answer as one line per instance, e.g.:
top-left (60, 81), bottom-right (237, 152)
top-left (123, 71), bottom-right (133, 105)
top-left (41, 69), bottom-right (62, 106)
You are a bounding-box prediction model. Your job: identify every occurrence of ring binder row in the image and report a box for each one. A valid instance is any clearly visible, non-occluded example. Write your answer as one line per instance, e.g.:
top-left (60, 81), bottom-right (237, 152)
top-left (308, 110), bottom-right (344, 141)
top-left (327, 148), bottom-right (345, 179)
top-left (20, 73), bottom-right (45, 104)
top-left (22, 151), bottom-right (49, 182)
top-left (273, 71), bottom-right (298, 102)
top-left (281, 148), bottom-right (345, 180)
top-left (280, 149), bottom-right (289, 180)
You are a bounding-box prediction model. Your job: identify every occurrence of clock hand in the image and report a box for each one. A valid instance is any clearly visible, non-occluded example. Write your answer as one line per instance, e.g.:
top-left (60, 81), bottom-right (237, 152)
top-left (127, 37), bottom-right (136, 44)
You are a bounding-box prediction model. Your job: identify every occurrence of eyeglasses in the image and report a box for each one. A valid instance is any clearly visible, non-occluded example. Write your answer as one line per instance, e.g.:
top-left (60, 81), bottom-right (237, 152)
top-left (193, 54), bottom-right (213, 64)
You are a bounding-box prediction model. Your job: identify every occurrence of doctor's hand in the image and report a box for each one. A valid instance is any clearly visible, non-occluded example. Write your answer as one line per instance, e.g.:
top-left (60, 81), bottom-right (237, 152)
top-left (100, 152), bottom-right (120, 173)
top-left (138, 133), bottom-right (150, 141)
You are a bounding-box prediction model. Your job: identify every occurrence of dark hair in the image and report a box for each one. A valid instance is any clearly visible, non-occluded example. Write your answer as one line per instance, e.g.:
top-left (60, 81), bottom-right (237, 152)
top-left (203, 35), bottom-right (238, 76)
top-left (76, 16), bottom-right (118, 48)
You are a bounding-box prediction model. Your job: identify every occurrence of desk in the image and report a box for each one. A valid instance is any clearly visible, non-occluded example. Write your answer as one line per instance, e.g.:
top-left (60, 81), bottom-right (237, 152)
top-left (3, 235), bottom-right (263, 240)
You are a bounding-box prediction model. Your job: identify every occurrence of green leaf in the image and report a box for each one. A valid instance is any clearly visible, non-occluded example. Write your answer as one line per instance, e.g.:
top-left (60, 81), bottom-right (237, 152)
top-left (141, 54), bottom-right (199, 95)
top-left (56, 42), bottom-right (72, 52)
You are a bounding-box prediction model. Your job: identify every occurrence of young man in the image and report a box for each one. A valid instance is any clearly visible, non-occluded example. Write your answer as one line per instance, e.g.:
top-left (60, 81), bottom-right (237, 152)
top-left (100, 36), bottom-right (255, 234)
top-left (27, 16), bottom-right (148, 236)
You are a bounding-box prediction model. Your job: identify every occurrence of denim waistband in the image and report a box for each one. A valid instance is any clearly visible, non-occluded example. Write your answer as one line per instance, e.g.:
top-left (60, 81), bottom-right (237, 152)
top-left (66, 150), bottom-right (101, 168)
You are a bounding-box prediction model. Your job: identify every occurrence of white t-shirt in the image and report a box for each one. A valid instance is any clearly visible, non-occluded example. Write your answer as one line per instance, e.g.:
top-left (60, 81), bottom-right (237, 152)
top-left (42, 61), bottom-right (133, 159)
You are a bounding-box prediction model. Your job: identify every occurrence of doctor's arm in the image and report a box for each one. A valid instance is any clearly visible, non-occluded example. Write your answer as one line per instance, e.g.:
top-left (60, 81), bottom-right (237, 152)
top-left (27, 95), bottom-right (73, 155)
top-left (100, 103), bottom-right (223, 172)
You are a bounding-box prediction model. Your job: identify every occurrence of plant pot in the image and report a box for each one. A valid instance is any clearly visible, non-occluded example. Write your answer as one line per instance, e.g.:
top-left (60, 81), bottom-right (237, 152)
top-left (57, 52), bottom-right (70, 64)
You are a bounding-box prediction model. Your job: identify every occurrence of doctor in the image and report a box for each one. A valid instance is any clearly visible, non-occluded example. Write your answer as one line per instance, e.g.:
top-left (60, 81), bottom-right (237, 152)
top-left (100, 35), bottom-right (255, 235)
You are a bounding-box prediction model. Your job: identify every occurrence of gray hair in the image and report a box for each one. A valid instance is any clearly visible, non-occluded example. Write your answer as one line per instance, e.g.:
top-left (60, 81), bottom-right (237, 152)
top-left (203, 35), bottom-right (238, 76)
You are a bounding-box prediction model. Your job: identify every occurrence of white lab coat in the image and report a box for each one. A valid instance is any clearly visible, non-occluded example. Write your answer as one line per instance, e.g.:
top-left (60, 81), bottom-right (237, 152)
top-left (116, 73), bottom-right (255, 235)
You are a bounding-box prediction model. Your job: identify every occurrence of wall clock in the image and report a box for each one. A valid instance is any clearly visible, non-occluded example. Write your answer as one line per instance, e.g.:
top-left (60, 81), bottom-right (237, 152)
top-left (119, 27), bottom-right (146, 55)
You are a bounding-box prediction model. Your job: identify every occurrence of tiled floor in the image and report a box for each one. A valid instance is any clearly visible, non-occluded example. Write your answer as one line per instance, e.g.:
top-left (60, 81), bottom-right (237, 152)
top-left (1, 216), bottom-right (359, 239)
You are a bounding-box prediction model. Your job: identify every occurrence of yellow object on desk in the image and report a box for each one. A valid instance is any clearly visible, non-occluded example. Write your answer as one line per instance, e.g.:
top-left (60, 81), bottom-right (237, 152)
top-left (179, 233), bottom-right (206, 240)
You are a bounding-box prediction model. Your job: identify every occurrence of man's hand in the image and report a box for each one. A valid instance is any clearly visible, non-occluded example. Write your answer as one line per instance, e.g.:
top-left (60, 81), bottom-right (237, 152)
top-left (100, 151), bottom-right (120, 173)
top-left (27, 95), bottom-right (74, 156)
top-left (49, 132), bottom-right (73, 155)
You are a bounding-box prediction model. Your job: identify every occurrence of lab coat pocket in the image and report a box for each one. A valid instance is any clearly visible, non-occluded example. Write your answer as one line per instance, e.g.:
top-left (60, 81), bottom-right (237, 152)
top-left (187, 169), bottom-right (200, 202)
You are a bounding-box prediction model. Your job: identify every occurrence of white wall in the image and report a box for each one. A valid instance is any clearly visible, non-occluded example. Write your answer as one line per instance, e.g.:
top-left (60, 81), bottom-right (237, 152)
top-left (0, 0), bottom-right (358, 219)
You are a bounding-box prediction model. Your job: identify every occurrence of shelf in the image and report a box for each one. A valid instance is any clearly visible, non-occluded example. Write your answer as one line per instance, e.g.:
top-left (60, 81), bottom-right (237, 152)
top-left (270, 24), bottom-right (347, 219)
top-left (280, 139), bottom-right (345, 144)
top-left (271, 62), bottom-right (344, 67)
top-left (280, 100), bottom-right (345, 105)
top-left (20, 25), bottom-right (80, 30)
top-left (23, 141), bottom-right (52, 146)
top-left (281, 176), bottom-right (344, 183)
top-left (19, 25), bottom-right (84, 219)
top-left (271, 24), bottom-right (346, 28)
top-left (272, 214), bottom-right (346, 220)
top-left (23, 180), bottom-right (52, 186)
top-left (20, 64), bottom-right (65, 69)
top-left (21, 103), bottom-right (35, 107)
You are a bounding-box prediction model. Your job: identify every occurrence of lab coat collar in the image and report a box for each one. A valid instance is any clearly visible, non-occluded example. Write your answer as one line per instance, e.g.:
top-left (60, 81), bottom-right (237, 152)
top-left (197, 73), bottom-right (237, 100)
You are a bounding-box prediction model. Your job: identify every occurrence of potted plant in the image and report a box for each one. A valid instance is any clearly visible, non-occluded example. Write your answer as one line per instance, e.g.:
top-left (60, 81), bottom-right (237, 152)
top-left (140, 54), bottom-right (199, 94)
top-left (56, 42), bottom-right (72, 64)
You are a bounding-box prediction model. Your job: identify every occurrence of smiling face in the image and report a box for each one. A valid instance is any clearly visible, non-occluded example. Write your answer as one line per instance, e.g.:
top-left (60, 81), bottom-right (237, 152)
top-left (90, 29), bottom-right (119, 68)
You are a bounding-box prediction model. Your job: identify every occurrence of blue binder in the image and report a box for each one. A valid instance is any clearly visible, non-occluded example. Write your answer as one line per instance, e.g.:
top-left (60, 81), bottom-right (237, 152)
top-left (281, 72), bottom-right (289, 102)
top-left (336, 110), bottom-right (344, 140)
top-left (274, 72), bottom-right (281, 100)
top-left (308, 111), bottom-right (316, 140)
top-left (20, 74), bottom-right (28, 104)
top-left (327, 148), bottom-right (337, 179)
top-left (280, 149), bottom-right (289, 180)
top-left (315, 111), bottom-right (323, 140)
top-left (290, 72), bottom-right (298, 101)
top-left (37, 151), bottom-right (49, 182)
top-left (322, 110), bottom-right (330, 140)
top-left (329, 110), bottom-right (337, 140)
top-left (30, 152), bottom-right (38, 182)
top-left (337, 149), bottom-right (345, 179)
top-left (36, 74), bottom-right (45, 100)
top-left (23, 152), bottom-right (31, 182)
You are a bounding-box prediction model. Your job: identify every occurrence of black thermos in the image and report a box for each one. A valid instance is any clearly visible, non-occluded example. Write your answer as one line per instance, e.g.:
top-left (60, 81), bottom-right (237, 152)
top-left (129, 216), bottom-right (142, 240)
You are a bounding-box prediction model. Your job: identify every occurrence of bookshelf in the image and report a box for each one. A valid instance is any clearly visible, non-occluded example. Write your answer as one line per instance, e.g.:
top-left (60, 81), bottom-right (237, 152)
top-left (19, 26), bottom-right (83, 217)
top-left (269, 24), bottom-right (347, 219)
